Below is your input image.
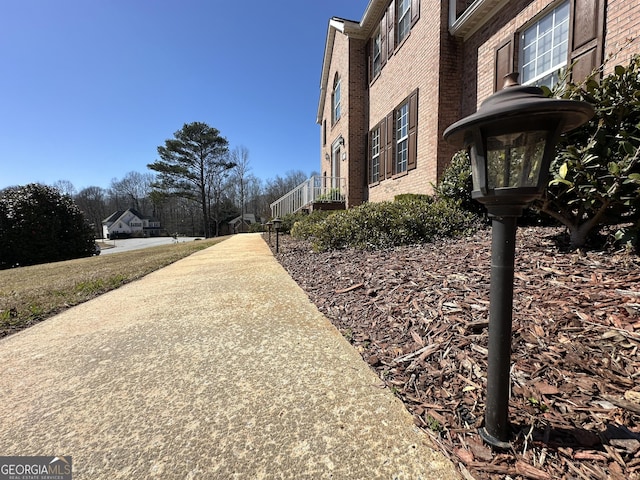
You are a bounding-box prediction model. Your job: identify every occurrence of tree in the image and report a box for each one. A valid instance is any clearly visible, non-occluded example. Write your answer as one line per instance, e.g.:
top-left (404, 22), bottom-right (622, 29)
top-left (231, 146), bottom-right (251, 231)
top-left (110, 171), bottom-right (155, 213)
top-left (534, 55), bottom-right (640, 248)
top-left (75, 186), bottom-right (109, 238)
top-left (148, 122), bottom-right (233, 237)
top-left (52, 180), bottom-right (76, 197)
top-left (0, 184), bottom-right (96, 269)
top-left (261, 170), bottom-right (309, 219)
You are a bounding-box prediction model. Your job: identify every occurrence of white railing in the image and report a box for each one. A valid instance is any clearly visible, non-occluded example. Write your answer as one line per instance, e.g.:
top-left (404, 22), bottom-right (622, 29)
top-left (270, 176), bottom-right (346, 218)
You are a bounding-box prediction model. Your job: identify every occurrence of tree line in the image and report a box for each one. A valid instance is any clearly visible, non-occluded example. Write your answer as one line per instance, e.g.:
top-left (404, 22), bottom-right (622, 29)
top-left (38, 122), bottom-right (314, 239)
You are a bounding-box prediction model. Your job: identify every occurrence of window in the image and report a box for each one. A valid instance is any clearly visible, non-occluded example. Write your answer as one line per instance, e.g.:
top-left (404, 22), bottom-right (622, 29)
top-left (369, 0), bottom-right (420, 81)
top-left (371, 126), bottom-right (381, 183)
top-left (372, 29), bottom-right (382, 78)
top-left (396, 101), bottom-right (409, 173)
top-left (397, 0), bottom-right (411, 44)
top-left (368, 90), bottom-right (417, 182)
top-left (520, 2), bottom-right (569, 88)
top-left (332, 75), bottom-right (341, 124)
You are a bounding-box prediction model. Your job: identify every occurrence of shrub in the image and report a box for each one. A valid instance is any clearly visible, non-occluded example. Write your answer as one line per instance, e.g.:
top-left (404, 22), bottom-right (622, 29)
top-left (0, 184), bottom-right (96, 269)
top-left (298, 197), bottom-right (478, 252)
top-left (289, 210), bottom-right (333, 239)
top-left (394, 193), bottom-right (434, 203)
top-left (533, 55), bottom-right (640, 249)
top-left (433, 150), bottom-right (484, 215)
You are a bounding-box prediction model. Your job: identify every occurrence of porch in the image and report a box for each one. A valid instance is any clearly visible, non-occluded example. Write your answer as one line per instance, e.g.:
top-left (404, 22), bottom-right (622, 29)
top-left (270, 176), bottom-right (346, 218)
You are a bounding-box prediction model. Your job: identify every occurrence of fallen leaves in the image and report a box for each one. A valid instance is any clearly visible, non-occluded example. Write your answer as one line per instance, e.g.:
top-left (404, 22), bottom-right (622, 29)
top-left (274, 227), bottom-right (640, 480)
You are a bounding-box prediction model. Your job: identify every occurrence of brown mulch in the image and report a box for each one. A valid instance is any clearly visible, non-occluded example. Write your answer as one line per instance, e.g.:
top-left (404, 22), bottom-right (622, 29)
top-left (268, 227), bottom-right (640, 480)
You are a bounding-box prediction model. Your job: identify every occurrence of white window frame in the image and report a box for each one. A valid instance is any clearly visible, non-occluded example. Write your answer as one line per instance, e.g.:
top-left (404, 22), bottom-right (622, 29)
top-left (396, 102), bottom-right (409, 173)
top-left (371, 126), bottom-right (380, 183)
top-left (372, 29), bottom-right (382, 77)
top-left (520, 1), bottom-right (570, 88)
top-left (397, 0), bottom-right (411, 44)
top-left (332, 76), bottom-right (341, 124)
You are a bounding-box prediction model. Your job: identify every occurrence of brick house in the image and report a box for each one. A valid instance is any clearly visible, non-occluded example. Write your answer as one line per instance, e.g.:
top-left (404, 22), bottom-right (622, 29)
top-left (317, 0), bottom-right (640, 208)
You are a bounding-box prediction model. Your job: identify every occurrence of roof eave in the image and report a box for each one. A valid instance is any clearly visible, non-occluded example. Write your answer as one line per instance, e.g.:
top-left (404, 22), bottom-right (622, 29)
top-left (448, 0), bottom-right (510, 39)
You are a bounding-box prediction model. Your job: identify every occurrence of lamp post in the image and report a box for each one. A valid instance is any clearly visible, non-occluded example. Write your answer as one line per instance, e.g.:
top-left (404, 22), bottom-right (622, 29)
top-left (272, 217), bottom-right (282, 253)
top-left (266, 221), bottom-right (273, 245)
top-left (444, 73), bottom-right (593, 448)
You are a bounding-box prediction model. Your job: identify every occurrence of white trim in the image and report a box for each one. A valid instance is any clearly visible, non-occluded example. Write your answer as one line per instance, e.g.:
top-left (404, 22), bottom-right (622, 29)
top-left (448, 0), bottom-right (510, 39)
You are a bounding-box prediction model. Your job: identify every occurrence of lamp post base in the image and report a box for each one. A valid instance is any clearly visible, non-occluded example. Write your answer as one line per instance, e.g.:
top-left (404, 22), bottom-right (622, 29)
top-left (479, 427), bottom-right (512, 450)
top-left (482, 213), bottom-right (518, 448)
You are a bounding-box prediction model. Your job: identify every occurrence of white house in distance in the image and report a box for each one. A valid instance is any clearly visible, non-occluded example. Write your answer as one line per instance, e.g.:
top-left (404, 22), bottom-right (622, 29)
top-left (102, 208), bottom-right (161, 239)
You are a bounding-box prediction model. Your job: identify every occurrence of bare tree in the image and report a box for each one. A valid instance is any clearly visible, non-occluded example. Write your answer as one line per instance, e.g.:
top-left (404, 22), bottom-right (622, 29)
top-left (52, 180), bottom-right (76, 197)
top-left (230, 146), bottom-right (251, 231)
top-left (110, 171), bottom-right (155, 213)
top-left (75, 186), bottom-right (109, 238)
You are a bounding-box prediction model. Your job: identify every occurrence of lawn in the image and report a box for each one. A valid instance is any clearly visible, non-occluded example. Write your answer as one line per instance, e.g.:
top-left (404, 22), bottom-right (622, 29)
top-left (0, 237), bottom-right (229, 338)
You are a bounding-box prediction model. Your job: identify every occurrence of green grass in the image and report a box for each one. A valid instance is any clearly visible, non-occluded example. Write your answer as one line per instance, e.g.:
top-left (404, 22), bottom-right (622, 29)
top-left (0, 237), bottom-right (230, 337)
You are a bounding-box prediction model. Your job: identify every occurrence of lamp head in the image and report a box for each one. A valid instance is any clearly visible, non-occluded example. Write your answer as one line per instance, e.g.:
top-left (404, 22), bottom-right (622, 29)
top-left (443, 73), bottom-right (594, 216)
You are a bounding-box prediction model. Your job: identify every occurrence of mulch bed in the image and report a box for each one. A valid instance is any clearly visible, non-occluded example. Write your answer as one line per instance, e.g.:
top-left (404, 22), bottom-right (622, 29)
top-left (268, 227), bottom-right (640, 480)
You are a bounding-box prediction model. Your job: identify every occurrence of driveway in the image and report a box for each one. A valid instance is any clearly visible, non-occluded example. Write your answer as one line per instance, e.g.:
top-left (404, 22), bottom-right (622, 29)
top-left (99, 237), bottom-right (201, 255)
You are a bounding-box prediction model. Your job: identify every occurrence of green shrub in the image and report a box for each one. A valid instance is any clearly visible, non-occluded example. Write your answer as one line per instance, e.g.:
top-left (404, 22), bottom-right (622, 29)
top-left (434, 150), bottom-right (486, 217)
top-left (533, 55), bottom-right (640, 249)
top-left (276, 212), bottom-right (308, 234)
top-left (300, 198), bottom-right (478, 252)
top-left (0, 184), bottom-right (96, 269)
top-left (394, 193), bottom-right (434, 203)
top-left (248, 222), bottom-right (264, 233)
top-left (290, 210), bottom-right (333, 239)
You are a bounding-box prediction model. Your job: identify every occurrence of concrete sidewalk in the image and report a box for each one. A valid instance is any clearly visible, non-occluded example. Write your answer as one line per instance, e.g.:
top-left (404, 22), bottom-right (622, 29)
top-left (0, 234), bottom-right (458, 479)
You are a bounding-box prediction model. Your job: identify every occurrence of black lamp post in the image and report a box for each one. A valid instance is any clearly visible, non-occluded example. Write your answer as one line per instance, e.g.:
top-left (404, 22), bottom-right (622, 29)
top-left (444, 73), bottom-right (593, 448)
top-left (272, 217), bottom-right (282, 253)
top-left (266, 221), bottom-right (273, 245)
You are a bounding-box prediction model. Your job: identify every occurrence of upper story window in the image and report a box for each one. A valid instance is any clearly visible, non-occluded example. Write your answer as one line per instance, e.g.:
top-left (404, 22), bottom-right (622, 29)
top-left (368, 0), bottom-right (420, 84)
top-left (520, 1), bottom-right (570, 88)
top-left (397, 0), bottom-right (412, 44)
top-left (332, 74), bottom-right (341, 124)
top-left (396, 101), bottom-right (409, 173)
top-left (372, 29), bottom-right (382, 78)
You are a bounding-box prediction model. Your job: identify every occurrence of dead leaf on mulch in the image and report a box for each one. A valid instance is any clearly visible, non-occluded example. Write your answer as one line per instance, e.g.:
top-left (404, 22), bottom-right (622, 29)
top-left (271, 227), bottom-right (640, 480)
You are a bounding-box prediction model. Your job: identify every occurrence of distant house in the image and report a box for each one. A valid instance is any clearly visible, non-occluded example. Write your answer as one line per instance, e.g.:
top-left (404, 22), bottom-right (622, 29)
top-left (102, 208), bottom-right (161, 239)
top-left (228, 214), bottom-right (257, 234)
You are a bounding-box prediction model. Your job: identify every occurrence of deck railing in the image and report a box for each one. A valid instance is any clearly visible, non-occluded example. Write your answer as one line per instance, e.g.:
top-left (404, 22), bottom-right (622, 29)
top-left (270, 176), bottom-right (346, 218)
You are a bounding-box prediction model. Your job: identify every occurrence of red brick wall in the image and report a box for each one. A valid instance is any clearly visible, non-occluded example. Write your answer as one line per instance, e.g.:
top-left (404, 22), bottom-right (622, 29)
top-left (320, 30), bottom-right (368, 208)
top-left (604, 0), bottom-right (640, 73)
top-left (320, 30), bottom-right (349, 194)
top-left (346, 38), bottom-right (368, 207)
top-left (367, 0), bottom-right (450, 202)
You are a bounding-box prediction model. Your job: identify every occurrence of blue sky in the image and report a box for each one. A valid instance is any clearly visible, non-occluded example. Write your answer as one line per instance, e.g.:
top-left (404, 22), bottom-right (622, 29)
top-left (0, 1), bottom-right (367, 192)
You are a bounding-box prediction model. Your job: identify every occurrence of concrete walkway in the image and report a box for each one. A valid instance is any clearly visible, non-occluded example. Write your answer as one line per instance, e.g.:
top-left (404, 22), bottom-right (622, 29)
top-left (0, 234), bottom-right (458, 479)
